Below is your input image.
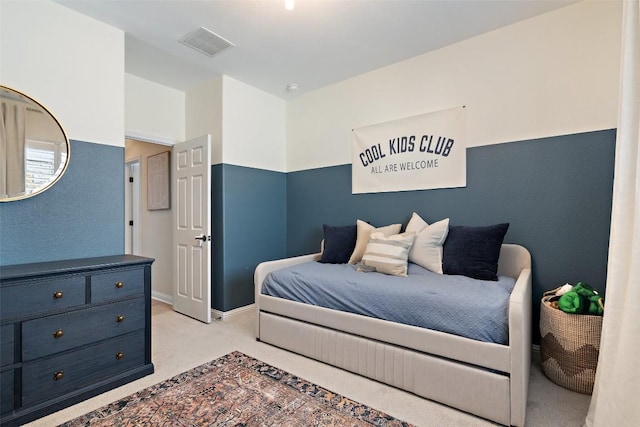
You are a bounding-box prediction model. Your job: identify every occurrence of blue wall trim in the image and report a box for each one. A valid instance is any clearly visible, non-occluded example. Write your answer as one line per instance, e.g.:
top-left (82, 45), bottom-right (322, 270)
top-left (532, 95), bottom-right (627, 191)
top-left (212, 164), bottom-right (286, 311)
top-left (0, 140), bottom-right (125, 266)
top-left (286, 129), bottom-right (616, 342)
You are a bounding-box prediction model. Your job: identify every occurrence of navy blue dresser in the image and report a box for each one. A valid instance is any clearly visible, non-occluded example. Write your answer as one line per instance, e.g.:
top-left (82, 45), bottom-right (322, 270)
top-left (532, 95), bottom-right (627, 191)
top-left (0, 255), bottom-right (154, 426)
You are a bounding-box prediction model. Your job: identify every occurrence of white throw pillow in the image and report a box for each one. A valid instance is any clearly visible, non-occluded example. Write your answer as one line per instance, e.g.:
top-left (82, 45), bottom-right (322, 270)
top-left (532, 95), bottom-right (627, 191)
top-left (359, 232), bottom-right (416, 277)
top-left (408, 218), bottom-right (450, 274)
top-left (405, 212), bottom-right (429, 234)
top-left (348, 220), bottom-right (402, 264)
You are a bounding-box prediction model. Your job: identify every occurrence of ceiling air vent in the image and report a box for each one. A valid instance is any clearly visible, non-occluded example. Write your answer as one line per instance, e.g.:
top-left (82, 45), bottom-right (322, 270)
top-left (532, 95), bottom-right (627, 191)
top-left (179, 26), bottom-right (234, 57)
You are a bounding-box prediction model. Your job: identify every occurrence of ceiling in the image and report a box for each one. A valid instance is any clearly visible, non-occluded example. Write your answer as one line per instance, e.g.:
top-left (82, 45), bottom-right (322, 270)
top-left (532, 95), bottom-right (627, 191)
top-left (54, 0), bottom-right (577, 99)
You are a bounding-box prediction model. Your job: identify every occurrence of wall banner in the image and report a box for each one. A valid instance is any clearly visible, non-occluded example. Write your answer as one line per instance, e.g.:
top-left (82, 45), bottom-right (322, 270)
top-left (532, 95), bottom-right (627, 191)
top-left (351, 106), bottom-right (466, 194)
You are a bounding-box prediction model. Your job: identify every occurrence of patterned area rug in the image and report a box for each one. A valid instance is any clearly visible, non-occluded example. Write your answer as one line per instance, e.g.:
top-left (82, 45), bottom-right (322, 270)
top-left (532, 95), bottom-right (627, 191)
top-left (60, 351), bottom-right (413, 426)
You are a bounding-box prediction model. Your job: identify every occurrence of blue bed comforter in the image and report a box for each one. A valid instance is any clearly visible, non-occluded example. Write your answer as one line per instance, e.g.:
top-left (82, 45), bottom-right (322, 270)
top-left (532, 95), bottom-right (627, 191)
top-left (261, 261), bottom-right (516, 344)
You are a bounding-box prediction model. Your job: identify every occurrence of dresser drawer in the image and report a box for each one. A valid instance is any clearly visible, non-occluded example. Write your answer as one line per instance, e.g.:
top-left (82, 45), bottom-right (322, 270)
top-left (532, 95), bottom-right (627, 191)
top-left (22, 331), bottom-right (145, 407)
top-left (1, 369), bottom-right (14, 414)
top-left (1, 324), bottom-right (14, 367)
top-left (91, 268), bottom-right (144, 303)
top-left (0, 276), bottom-right (85, 319)
top-left (22, 297), bottom-right (145, 362)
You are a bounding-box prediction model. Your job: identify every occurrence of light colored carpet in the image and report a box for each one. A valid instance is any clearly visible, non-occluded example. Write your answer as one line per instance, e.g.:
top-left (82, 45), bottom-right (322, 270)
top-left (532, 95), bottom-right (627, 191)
top-left (26, 300), bottom-right (591, 427)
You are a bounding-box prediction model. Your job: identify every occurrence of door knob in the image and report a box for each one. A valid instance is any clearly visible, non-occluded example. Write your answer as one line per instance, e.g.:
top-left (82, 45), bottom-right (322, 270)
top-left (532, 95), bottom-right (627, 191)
top-left (194, 235), bottom-right (211, 241)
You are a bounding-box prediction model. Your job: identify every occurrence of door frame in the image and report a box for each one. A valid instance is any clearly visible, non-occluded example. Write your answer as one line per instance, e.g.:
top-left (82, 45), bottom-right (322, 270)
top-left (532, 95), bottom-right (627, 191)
top-left (124, 157), bottom-right (141, 255)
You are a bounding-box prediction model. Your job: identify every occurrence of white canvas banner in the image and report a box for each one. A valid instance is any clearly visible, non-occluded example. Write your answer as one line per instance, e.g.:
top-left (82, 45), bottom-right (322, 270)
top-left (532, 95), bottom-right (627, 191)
top-left (352, 106), bottom-right (466, 194)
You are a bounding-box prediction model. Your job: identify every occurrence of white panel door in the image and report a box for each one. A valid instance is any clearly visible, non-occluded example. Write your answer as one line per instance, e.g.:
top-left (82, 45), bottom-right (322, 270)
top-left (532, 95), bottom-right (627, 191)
top-left (172, 135), bottom-right (211, 323)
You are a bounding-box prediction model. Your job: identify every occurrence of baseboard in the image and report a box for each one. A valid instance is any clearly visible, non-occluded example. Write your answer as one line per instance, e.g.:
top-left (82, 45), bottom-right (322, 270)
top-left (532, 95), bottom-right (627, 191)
top-left (151, 291), bottom-right (173, 305)
top-left (151, 293), bottom-right (253, 322)
top-left (212, 303), bottom-right (255, 322)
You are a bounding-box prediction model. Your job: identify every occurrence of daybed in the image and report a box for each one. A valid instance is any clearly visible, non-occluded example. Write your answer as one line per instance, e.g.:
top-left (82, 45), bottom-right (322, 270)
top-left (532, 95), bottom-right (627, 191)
top-left (254, 243), bottom-right (532, 426)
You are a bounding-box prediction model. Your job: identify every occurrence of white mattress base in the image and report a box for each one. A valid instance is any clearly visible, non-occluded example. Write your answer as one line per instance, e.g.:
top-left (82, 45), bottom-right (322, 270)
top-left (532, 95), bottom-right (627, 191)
top-left (259, 293), bottom-right (510, 372)
top-left (259, 312), bottom-right (511, 426)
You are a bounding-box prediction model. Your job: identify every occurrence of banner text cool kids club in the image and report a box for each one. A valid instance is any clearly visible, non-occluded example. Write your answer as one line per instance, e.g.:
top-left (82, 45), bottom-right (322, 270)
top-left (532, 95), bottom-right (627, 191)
top-left (351, 106), bottom-right (466, 194)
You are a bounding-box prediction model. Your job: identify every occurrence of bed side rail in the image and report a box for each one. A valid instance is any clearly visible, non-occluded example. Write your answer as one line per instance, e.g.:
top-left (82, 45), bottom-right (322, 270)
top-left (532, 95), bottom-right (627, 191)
top-left (508, 258), bottom-right (532, 426)
top-left (498, 244), bottom-right (532, 279)
top-left (254, 252), bottom-right (321, 337)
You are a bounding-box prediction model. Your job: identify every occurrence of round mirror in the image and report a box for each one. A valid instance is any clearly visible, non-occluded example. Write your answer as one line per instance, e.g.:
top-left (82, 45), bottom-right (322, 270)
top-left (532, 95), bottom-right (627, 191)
top-left (0, 85), bottom-right (70, 202)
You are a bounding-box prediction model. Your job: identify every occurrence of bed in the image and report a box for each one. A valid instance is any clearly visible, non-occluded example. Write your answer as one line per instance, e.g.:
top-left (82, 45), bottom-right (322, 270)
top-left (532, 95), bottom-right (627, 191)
top-left (254, 243), bottom-right (532, 426)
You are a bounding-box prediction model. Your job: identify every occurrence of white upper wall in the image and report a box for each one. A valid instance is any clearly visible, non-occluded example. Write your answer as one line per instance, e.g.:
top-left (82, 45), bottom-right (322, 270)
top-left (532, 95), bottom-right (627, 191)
top-left (186, 77), bottom-right (223, 164)
top-left (185, 76), bottom-right (286, 170)
top-left (125, 73), bottom-right (185, 144)
top-left (1, 0), bottom-right (125, 147)
top-left (221, 77), bottom-right (286, 172)
top-left (286, 0), bottom-right (622, 172)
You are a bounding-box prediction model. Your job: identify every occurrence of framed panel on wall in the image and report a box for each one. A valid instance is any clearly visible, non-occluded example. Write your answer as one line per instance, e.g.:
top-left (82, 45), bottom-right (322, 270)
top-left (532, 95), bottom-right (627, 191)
top-left (147, 151), bottom-right (170, 210)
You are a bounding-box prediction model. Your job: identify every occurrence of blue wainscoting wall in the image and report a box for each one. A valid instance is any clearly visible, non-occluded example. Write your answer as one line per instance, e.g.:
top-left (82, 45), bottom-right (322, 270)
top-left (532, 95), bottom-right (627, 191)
top-left (286, 129), bottom-right (616, 342)
top-left (2, 131), bottom-right (614, 337)
top-left (0, 140), bottom-right (124, 265)
top-left (211, 163), bottom-right (286, 312)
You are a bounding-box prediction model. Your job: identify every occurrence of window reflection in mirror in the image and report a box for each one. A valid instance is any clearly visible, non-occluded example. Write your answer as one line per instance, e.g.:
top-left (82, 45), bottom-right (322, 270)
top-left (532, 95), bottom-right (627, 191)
top-left (1, 86), bottom-right (69, 201)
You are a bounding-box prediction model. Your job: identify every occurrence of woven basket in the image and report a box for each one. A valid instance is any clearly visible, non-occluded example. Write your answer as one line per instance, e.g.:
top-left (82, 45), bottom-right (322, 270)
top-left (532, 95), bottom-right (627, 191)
top-left (539, 288), bottom-right (602, 394)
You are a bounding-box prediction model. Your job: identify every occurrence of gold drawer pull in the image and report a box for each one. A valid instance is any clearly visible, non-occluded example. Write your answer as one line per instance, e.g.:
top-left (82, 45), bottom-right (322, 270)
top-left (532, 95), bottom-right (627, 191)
top-left (53, 371), bottom-right (64, 381)
top-left (116, 352), bottom-right (124, 360)
top-left (53, 329), bottom-right (64, 339)
top-left (115, 281), bottom-right (124, 289)
top-left (116, 315), bottom-right (125, 323)
top-left (53, 291), bottom-right (63, 299)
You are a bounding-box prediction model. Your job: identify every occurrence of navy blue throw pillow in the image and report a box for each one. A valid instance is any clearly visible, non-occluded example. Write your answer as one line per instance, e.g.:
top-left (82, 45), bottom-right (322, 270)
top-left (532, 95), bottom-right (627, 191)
top-left (443, 223), bottom-right (509, 281)
top-left (319, 224), bottom-right (357, 264)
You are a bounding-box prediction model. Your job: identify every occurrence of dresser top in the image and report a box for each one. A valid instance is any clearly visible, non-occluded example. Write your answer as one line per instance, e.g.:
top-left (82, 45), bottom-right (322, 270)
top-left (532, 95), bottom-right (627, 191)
top-left (0, 255), bottom-right (154, 281)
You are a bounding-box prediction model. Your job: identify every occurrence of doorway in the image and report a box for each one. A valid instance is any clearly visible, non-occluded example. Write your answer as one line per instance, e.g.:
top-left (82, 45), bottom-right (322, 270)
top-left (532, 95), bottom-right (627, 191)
top-left (124, 138), bottom-right (174, 304)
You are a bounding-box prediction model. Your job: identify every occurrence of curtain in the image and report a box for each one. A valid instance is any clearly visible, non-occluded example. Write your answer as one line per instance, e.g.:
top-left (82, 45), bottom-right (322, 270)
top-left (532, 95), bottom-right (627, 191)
top-left (0, 100), bottom-right (26, 197)
top-left (585, 1), bottom-right (640, 426)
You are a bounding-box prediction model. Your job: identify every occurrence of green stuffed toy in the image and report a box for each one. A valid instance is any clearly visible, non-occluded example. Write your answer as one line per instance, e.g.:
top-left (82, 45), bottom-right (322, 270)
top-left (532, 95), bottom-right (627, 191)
top-left (557, 282), bottom-right (604, 315)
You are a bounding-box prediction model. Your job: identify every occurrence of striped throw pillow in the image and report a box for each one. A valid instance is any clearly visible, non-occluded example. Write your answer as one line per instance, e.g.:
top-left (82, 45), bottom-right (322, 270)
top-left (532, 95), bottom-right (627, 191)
top-left (358, 231), bottom-right (416, 276)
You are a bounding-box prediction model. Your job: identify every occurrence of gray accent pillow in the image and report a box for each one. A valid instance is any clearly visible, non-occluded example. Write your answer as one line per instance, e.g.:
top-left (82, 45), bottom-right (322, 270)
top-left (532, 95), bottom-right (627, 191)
top-left (349, 220), bottom-right (402, 264)
top-left (358, 231), bottom-right (416, 276)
